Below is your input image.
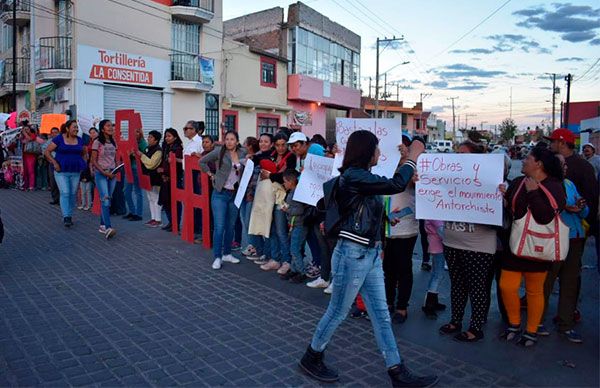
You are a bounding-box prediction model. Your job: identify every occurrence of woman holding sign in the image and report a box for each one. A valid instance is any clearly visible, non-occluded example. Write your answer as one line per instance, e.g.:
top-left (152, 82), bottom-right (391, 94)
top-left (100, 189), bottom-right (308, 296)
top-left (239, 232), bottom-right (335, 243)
top-left (299, 130), bottom-right (438, 387)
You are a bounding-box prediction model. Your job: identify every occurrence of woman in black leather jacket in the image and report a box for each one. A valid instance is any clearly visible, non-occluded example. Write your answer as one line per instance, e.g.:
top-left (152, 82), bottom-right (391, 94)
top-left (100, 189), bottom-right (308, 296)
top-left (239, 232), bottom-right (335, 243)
top-left (299, 130), bottom-right (438, 387)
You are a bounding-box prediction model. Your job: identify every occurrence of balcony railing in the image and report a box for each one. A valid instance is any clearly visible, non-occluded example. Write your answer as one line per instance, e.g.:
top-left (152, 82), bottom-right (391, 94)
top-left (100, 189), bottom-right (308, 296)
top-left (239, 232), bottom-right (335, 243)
top-left (171, 53), bottom-right (202, 82)
top-left (2, 57), bottom-right (30, 85)
top-left (172, 0), bottom-right (214, 12)
top-left (1, 0), bottom-right (31, 13)
top-left (38, 37), bottom-right (72, 70)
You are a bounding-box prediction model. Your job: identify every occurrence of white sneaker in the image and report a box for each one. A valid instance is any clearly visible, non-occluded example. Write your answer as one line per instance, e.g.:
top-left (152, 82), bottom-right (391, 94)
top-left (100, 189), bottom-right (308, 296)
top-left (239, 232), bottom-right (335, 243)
top-left (222, 254), bottom-right (240, 264)
top-left (105, 228), bottom-right (116, 240)
top-left (324, 282), bottom-right (333, 294)
top-left (77, 205), bottom-right (84, 210)
top-left (212, 258), bottom-right (222, 270)
top-left (253, 255), bottom-right (267, 265)
top-left (83, 206), bottom-right (90, 211)
top-left (98, 225), bottom-right (107, 234)
top-left (307, 277), bottom-right (329, 289)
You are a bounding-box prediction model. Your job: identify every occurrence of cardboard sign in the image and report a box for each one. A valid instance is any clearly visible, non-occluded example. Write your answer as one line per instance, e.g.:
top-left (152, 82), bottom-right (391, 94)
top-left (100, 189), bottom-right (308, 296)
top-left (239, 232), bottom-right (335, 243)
top-left (415, 153), bottom-right (504, 226)
top-left (40, 114), bottom-right (67, 134)
top-left (0, 127), bottom-right (20, 147)
top-left (294, 154), bottom-right (334, 206)
top-left (234, 159), bottom-right (254, 208)
top-left (334, 118), bottom-right (402, 178)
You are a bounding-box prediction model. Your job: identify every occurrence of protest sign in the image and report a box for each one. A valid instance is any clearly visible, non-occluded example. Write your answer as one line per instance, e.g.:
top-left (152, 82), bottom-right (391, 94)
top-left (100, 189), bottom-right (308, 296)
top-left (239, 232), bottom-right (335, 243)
top-left (77, 114), bottom-right (100, 134)
top-left (40, 114), bottom-right (67, 134)
top-left (415, 153), bottom-right (504, 226)
top-left (334, 118), bottom-right (402, 178)
top-left (234, 159), bottom-right (254, 208)
top-left (0, 127), bottom-right (20, 147)
top-left (294, 154), bottom-right (334, 206)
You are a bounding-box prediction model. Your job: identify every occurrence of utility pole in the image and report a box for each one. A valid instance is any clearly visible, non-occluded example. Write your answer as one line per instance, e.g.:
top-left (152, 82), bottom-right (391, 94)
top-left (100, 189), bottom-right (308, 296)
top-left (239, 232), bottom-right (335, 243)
top-left (545, 73), bottom-right (558, 130)
top-left (383, 73), bottom-right (388, 117)
top-left (464, 113), bottom-right (476, 131)
top-left (447, 96), bottom-right (459, 140)
top-left (11, 0), bottom-right (17, 112)
top-left (368, 77), bottom-right (372, 99)
top-left (564, 73), bottom-right (572, 128)
top-left (480, 121), bottom-right (488, 131)
top-left (374, 36), bottom-right (403, 118)
top-left (396, 83), bottom-right (400, 102)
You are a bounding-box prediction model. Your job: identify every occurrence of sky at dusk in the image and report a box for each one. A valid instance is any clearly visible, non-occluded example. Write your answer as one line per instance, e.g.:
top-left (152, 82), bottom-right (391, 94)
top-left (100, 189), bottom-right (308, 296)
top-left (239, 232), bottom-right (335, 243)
top-left (224, 0), bottom-right (600, 131)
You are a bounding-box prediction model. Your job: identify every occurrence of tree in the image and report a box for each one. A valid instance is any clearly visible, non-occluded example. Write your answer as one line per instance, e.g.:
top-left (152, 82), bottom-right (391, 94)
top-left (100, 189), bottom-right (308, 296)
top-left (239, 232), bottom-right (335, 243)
top-left (498, 118), bottom-right (517, 144)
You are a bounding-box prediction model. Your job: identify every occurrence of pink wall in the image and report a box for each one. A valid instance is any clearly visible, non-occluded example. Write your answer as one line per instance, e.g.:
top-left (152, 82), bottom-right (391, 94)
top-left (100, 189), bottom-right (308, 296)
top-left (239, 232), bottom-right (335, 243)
top-left (288, 100), bottom-right (326, 138)
top-left (288, 74), bottom-right (361, 109)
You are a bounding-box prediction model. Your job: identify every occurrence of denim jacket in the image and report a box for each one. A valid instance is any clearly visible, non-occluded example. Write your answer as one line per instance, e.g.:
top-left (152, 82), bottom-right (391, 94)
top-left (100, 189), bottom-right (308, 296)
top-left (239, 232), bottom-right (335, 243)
top-left (562, 179), bottom-right (589, 239)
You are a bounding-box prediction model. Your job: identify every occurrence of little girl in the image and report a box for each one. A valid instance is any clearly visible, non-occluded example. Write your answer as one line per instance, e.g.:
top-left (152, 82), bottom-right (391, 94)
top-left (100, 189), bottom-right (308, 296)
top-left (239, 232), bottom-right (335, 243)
top-left (78, 156), bottom-right (93, 211)
top-left (421, 219), bottom-right (447, 319)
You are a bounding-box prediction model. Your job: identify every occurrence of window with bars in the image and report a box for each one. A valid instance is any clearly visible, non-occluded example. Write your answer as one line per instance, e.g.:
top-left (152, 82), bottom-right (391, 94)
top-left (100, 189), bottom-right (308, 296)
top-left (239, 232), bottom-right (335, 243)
top-left (57, 0), bottom-right (72, 37)
top-left (223, 111), bottom-right (237, 132)
top-left (205, 94), bottom-right (219, 138)
top-left (172, 19), bottom-right (200, 54)
top-left (260, 57), bottom-right (276, 88)
top-left (1, 24), bottom-right (12, 52)
top-left (257, 115), bottom-right (279, 135)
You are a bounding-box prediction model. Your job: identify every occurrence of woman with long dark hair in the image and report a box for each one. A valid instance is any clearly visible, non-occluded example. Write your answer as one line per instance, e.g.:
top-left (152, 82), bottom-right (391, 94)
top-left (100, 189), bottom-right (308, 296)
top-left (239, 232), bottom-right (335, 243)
top-left (200, 130), bottom-right (246, 270)
top-left (44, 120), bottom-right (87, 227)
top-left (137, 130), bottom-right (163, 227)
top-left (299, 130), bottom-right (437, 387)
top-left (91, 119), bottom-right (118, 239)
top-left (158, 128), bottom-right (183, 232)
top-left (500, 147), bottom-right (565, 347)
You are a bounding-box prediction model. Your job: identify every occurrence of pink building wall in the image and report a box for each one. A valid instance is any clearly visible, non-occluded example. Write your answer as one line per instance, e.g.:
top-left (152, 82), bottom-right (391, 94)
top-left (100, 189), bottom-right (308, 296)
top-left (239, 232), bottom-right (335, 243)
top-left (287, 74), bottom-right (361, 109)
top-left (288, 100), bottom-right (326, 138)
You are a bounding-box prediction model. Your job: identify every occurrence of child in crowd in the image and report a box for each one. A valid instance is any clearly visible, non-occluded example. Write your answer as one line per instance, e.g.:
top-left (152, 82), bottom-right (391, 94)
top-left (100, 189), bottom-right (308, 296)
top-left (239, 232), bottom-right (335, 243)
top-left (78, 159), bottom-right (93, 210)
top-left (421, 220), bottom-right (447, 319)
top-left (281, 170), bottom-right (307, 283)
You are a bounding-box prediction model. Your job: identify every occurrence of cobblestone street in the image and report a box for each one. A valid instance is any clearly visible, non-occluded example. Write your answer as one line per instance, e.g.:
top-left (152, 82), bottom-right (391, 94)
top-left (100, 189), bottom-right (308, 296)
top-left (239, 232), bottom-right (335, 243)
top-left (0, 190), bottom-right (597, 387)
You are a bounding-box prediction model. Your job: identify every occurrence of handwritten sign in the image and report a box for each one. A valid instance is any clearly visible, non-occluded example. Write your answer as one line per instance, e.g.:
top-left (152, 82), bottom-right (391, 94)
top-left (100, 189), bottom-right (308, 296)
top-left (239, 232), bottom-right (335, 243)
top-left (40, 114), bottom-right (67, 134)
top-left (294, 154), bottom-right (334, 206)
top-left (234, 159), bottom-right (254, 208)
top-left (333, 118), bottom-right (402, 178)
top-left (415, 153), bottom-right (504, 226)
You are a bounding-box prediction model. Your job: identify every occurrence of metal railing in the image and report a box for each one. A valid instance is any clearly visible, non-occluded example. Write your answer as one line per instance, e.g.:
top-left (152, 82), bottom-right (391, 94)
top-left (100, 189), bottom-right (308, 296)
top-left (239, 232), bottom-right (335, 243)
top-left (1, 0), bottom-right (31, 13)
top-left (172, 0), bottom-right (214, 12)
top-left (2, 57), bottom-right (30, 85)
top-left (170, 53), bottom-right (201, 82)
top-left (38, 36), bottom-right (72, 70)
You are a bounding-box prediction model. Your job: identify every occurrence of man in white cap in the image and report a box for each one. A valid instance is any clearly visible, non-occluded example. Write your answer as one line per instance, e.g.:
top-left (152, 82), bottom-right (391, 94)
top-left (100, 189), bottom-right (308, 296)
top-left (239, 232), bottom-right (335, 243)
top-left (582, 143), bottom-right (600, 177)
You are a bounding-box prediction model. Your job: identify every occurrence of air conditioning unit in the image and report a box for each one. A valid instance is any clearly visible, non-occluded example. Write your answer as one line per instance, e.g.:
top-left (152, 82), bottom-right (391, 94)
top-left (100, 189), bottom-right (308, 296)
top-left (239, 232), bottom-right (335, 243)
top-left (55, 87), bottom-right (70, 102)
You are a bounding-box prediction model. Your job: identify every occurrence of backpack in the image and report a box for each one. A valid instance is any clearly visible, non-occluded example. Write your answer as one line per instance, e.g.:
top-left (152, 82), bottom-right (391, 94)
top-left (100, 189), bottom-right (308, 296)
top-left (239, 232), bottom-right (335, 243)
top-left (322, 176), bottom-right (343, 237)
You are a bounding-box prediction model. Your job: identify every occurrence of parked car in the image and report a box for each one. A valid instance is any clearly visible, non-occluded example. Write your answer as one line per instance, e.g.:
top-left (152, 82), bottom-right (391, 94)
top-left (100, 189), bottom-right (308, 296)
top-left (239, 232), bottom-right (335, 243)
top-left (425, 143), bottom-right (435, 152)
top-left (433, 140), bottom-right (453, 153)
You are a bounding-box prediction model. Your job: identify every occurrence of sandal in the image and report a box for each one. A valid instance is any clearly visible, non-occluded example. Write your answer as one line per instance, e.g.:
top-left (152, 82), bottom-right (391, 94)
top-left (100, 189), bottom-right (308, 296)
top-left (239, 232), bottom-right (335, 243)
top-left (439, 322), bottom-right (462, 335)
top-left (516, 332), bottom-right (538, 347)
top-left (454, 328), bottom-right (484, 343)
top-left (500, 325), bottom-right (521, 341)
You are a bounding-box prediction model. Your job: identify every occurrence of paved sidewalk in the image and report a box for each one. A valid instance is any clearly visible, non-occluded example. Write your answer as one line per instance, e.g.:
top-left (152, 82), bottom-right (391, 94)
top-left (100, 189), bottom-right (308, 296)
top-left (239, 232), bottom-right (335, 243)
top-left (0, 190), bottom-right (597, 386)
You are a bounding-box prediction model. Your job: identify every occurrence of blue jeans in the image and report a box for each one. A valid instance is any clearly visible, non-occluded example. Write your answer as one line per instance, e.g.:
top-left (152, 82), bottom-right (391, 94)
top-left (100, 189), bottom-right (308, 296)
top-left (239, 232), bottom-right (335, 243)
top-left (95, 172), bottom-right (117, 228)
top-left (54, 172), bottom-right (80, 217)
top-left (124, 167), bottom-right (143, 217)
top-left (240, 199), bottom-right (253, 249)
top-left (427, 253), bottom-right (446, 293)
top-left (248, 234), bottom-right (272, 257)
top-left (311, 239), bottom-right (401, 368)
top-left (290, 224), bottom-right (308, 273)
top-left (271, 208), bottom-right (291, 263)
top-left (211, 190), bottom-right (239, 258)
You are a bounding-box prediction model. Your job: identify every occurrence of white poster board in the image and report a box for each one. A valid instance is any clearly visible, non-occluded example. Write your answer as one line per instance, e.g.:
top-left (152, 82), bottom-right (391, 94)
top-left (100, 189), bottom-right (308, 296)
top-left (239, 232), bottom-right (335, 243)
top-left (294, 154), bottom-right (335, 206)
top-left (334, 118), bottom-right (402, 178)
top-left (415, 153), bottom-right (504, 226)
top-left (234, 159), bottom-right (254, 208)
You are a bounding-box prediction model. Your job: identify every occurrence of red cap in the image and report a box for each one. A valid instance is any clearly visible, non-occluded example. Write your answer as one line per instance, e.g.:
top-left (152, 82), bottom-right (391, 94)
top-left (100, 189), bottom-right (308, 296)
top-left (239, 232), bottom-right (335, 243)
top-left (545, 128), bottom-right (575, 144)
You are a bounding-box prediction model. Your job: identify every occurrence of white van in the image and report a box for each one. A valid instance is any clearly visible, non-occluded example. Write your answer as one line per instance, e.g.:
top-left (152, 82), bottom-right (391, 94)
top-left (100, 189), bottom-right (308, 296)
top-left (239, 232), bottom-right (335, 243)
top-left (433, 140), bottom-right (453, 153)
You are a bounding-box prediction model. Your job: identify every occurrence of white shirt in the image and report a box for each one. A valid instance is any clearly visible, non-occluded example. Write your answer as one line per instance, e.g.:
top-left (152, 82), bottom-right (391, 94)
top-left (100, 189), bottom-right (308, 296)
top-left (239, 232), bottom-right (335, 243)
top-left (182, 134), bottom-right (203, 169)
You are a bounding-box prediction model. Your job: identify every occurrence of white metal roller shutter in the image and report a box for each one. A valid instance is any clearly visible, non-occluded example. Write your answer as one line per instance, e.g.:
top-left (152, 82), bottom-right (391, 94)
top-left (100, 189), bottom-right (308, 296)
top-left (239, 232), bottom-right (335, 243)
top-left (103, 86), bottom-right (163, 136)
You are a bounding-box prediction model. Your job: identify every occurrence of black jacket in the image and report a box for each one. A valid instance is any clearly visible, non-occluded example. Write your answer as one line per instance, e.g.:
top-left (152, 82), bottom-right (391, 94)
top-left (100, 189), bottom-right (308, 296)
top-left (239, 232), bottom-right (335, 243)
top-left (334, 161), bottom-right (416, 246)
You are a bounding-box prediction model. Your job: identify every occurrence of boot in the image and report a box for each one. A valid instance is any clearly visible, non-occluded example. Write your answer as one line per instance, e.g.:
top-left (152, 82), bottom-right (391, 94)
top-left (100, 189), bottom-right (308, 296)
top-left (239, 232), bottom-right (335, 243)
top-left (431, 293), bottom-right (446, 311)
top-left (299, 346), bottom-right (339, 383)
top-left (388, 363), bottom-right (439, 387)
top-left (421, 292), bottom-right (437, 319)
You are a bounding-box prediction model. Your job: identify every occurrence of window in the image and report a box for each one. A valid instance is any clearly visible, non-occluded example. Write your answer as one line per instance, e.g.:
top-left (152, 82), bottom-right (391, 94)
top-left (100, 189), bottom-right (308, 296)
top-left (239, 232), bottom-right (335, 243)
top-left (205, 94), bottom-right (219, 138)
top-left (1, 24), bottom-right (12, 52)
top-left (57, 0), bottom-right (72, 37)
top-left (172, 19), bottom-right (200, 54)
top-left (260, 56), bottom-right (277, 88)
top-left (257, 114), bottom-right (279, 135)
top-left (222, 110), bottom-right (238, 132)
top-left (401, 113), bottom-right (408, 126)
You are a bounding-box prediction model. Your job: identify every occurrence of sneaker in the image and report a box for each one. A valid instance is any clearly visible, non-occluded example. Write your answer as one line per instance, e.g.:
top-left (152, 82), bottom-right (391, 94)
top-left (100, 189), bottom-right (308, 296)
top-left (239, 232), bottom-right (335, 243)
top-left (241, 245), bottom-right (256, 256)
top-left (247, 254), bottom-right (264, 261)
top-left (129, 215), bottom-right (143, 221)
top-left (212, 258), bottom-right (222, 270)
top-left (260, 260), bottom-right (281, 271)
top-left (123, 213), bottom-right (134, 220)
top-left (149, 220), bottom-right (160, 228)
top-left (290, 273), bottom-right (308, 284)
top-left (254, 256), bottom-right (268, 265)
top-left (277, 262), bottom-right (291, 275)
top-left (516, 332), bottom-right (538, 347)
top-left (500, 325), bottom-right (521, 341)
top-left (98, 225), bottom-right (107, 234)
top-left (105, 228), bottom-right (116, 240)
top-left (83, 206), bottom-right (90, 211)
top-left (323, 282), bottom-right (333, 295)
top-left (559, 330), bottom-right (583, 344)
top-left (77, 205), bottom-right (84, 210)
top-left (63, 217), bottom-right (73, 227)
top-left (144, 220), bottom-right (155, 226)
top-left (350, 307), bottom-right (369, 320)
top-left (222, 254), bottom-right (240, 264)
top-left (231, 241), bottom-right (241, 251)
top-left (388, 363), bottom-right (438, 388)
top-left (306, 277), bottom-right (329, 289)
top-left (306, 265), bottom-right (321, 279)
top-left (299, 346), bottom-right (339, 383)
top-left (537, 324), bottom-right (550, 337)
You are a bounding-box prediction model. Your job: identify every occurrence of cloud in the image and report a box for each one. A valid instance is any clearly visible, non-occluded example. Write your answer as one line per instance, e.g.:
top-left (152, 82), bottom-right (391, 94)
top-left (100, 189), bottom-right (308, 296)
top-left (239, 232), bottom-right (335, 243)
top-left (557, 56), bottom-right (584, 62)
top-left (539, 86), bottom-right (552, 90)
top-left (434, 63), bottom-right (506, 79)
top-left (427, 80), bottom-right (449, 88)
top-left (486, 34), bottom-right (551, 54)
top-left (513, 3), bottom-right (600, 43)
top-left (400, 85), bottom-right (415, 90)
top-left (591, 38), bottom-right (600, 45)
top-left (430, 105), bottom-right (450, 113)
top-left (370, 39), bottom-right (415, 54)
top-left (447, 83), bottom-right (488, 91)
top-left (449, 48), bottom-right (494, 55)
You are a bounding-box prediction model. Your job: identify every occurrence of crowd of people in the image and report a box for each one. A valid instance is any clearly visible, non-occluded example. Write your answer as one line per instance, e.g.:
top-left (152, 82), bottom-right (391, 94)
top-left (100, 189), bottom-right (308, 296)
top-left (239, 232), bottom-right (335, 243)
top-left (1, 118), bottom-right (599, 387)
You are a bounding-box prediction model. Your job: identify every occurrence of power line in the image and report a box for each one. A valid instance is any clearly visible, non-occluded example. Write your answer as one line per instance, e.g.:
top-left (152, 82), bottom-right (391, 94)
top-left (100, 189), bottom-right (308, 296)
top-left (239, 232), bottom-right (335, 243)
top-left (575, 57), bottom-right (600, 81)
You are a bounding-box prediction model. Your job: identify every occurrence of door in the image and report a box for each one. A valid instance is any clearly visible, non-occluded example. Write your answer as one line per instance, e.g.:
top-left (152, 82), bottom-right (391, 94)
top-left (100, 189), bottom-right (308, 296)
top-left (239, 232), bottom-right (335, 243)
top-left (104, 85), bottom-right (163, 137)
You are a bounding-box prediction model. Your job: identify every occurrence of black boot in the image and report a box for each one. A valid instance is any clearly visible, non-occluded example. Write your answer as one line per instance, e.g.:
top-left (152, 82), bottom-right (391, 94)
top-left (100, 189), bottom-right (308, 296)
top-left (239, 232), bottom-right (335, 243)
top-left (299, 346), bottom-right (339, 383)
top-left (388, 364), bottom-right (439, 387)
top-left (63, 217), bottom-right (73, 227)
top-left (431, 293), bottom-right (446, 311)
top-left (421, 292), bottom-right (438, 319)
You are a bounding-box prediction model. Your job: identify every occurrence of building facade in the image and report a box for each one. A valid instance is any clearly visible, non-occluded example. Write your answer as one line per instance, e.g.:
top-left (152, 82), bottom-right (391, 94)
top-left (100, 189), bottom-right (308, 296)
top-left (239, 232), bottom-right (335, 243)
top-left (361, 97), bottom-right (424, 134)
top-left (0, 0), bottom-right (223, 140)
top-left (426, 112), bottom-right (446, 141)
top-left (224, 2), bottom-right (362, 140)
